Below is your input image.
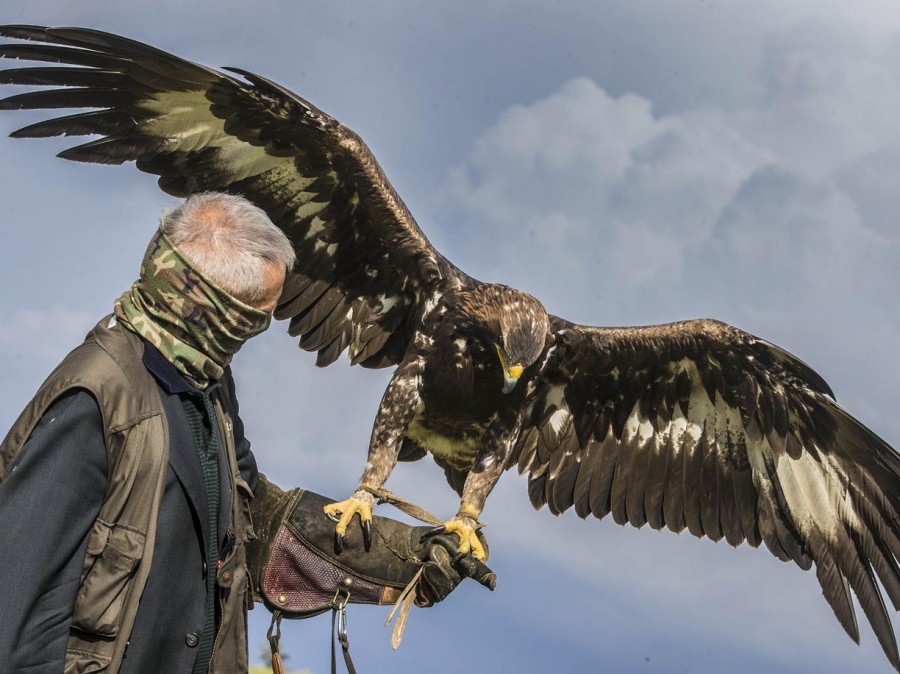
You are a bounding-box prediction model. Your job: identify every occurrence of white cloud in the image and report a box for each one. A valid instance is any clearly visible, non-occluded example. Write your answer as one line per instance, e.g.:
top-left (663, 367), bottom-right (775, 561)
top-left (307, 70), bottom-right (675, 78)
top-left (440, 25), bottom-right (900, 363)
top-left (444, 78), bottom-right (772, 305)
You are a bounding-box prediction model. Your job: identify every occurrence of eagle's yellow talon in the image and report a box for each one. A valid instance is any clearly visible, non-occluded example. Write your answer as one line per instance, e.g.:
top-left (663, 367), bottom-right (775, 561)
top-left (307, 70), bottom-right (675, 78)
top-left (323, 498), bottom-right (373, 528)
top-left (323, 494), bottom-right (375, 552)
top-left (443, 519), bottom-right (487, 561)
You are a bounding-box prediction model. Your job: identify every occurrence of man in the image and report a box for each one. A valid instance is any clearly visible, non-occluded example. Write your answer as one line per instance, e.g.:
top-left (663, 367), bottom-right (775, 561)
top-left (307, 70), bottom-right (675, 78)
top-left (0, 192), bottom-right (492, 673)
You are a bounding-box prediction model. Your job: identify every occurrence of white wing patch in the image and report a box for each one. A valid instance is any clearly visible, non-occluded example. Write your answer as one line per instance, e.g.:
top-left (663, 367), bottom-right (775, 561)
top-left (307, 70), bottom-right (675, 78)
top-left (773, 439), bottom-right (861, 543)
top-left (376, 294), bottom-right (399, 312)
top-left (544, 384), bottom-right (566, 411)
top-left (548, 407), bottom-right (569, 435)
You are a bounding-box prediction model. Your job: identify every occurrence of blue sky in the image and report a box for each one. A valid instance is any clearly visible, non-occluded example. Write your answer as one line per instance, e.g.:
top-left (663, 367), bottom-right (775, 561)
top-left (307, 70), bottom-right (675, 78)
top-left (2, 2), bottom-right (900, 672)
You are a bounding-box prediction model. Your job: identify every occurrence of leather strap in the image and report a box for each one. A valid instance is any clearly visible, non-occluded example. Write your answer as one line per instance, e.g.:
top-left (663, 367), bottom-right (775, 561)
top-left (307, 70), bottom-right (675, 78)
top-left (384, 566), bottom-right (423, 649)
top-left (359, 486), bottom-right (442, 526)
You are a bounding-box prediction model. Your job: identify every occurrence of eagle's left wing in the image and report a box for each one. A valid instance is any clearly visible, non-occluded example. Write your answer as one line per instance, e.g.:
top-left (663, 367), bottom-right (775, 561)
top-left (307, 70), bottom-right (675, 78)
top-left (513, 317), bottom-right (900, 669)
top-left (0, 25), bottom-right (471, 369)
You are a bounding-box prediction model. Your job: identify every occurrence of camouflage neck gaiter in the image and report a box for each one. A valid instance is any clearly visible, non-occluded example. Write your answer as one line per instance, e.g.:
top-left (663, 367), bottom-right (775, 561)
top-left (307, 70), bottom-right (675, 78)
top-left (114, 229), bottom-right (272, 388)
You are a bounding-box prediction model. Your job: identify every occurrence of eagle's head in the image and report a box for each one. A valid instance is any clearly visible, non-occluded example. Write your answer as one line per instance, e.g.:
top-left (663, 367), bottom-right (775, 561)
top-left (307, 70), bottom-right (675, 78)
top-left (453, 284), bottom-right (550, 393)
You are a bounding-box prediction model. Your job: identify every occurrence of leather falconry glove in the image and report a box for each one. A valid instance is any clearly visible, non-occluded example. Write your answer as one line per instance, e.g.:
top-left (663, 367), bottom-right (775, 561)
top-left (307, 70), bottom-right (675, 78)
top-left (247, 476), bottom-right (496, 617)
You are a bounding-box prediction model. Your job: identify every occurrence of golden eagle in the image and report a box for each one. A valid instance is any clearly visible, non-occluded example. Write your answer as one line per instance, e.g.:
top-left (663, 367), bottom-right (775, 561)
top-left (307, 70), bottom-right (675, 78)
top-left (3, 25), bottom-right (900, 670)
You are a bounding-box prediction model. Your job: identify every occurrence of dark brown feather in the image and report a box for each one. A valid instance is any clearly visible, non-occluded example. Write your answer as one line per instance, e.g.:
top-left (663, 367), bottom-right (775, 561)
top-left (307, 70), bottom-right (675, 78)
top-left (642, 429), bottom-right (669, 530)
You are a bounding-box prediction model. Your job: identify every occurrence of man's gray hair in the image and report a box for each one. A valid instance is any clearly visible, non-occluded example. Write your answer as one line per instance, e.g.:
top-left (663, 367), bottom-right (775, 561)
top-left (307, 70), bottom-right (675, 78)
top-left (160, 192), bottom-right (296, 304)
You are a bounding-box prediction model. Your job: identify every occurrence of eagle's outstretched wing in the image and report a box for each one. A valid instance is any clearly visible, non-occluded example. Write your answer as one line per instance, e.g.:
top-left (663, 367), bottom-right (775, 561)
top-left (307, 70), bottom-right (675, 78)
top-left (514, 317), bottom-right (900, 667)
top-left (0, 25), bottom-right (469, 368)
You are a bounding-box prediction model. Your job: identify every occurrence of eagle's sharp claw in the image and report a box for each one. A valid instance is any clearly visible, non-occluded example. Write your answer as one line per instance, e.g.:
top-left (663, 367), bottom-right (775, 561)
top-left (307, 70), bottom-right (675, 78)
top-left (322, 495), bottom-right (374, 554)
top-left (442, 519), bottom-right (487, 561)
top-left (362, 519), bottom-right (372, 551)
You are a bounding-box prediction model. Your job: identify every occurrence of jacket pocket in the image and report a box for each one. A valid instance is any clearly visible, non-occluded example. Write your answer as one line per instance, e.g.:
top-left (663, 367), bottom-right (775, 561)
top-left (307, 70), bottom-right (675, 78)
top-left (70, 519), bottom-right (145, 637)
top-left (209, 558), bottom-right (251, 672)
top-left (64, 648), bottom-right (112, 674)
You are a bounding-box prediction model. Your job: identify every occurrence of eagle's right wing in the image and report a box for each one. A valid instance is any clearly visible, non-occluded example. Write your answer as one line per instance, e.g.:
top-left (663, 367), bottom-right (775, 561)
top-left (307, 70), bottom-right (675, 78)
top-left (0, 25), bottom-right (470, 368)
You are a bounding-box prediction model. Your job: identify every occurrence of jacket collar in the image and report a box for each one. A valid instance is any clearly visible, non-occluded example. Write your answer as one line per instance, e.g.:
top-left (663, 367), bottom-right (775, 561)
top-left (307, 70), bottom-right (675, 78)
top-left (142, 341), bottom-right (200, 395)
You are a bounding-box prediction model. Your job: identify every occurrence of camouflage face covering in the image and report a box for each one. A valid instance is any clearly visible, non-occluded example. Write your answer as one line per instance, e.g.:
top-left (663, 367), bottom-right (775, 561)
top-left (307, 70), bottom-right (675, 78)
top-left (114, 229), bottom-right (273, 388)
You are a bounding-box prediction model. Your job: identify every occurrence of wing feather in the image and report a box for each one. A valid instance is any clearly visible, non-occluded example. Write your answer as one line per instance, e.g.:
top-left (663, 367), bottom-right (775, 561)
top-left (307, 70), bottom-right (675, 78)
top-left (547, 420), bottom-right (579, 516)
top-left (588, 434), bottom-right (620, 520)
top-left (625, 414), bottom-right (653, 529)
top-left (662, 415), bottom-right (687, 534)
top-left (682, 416), bottom-right (704, 538)
top-left (642, 425), bottom-right (670, 531)
top-left (701, 430), bottom-right (723, 543)
top-left (315, 325), bottom-right (352, 368)
top-left (609, 406), bottom-right (636, 526)
top-left (572, 438), bottom-right (600, 519)
top-left (515, 317), bottom-right (900, 669)
top-left (715, 403), bottom-right (741, 545)
top-left (298, 297), bottom-right (351, 353)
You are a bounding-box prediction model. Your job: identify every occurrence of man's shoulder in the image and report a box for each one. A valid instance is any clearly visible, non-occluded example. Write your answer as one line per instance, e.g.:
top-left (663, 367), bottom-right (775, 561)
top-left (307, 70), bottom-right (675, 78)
top-left (25, 390), bottom-right (106, 454)
top-left (38, 318), bottom-right (162, 430)
top-left (68, 316), bottom-right (142, 371)
top-left (44, 388), bottom-right (102, 422)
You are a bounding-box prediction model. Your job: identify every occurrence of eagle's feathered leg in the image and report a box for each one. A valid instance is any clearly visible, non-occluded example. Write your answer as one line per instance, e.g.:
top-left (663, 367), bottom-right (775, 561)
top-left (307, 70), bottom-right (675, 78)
top-left (324, 358), bottom-right (424, 551)
top-left (441, 414), bottom-right (524, 561)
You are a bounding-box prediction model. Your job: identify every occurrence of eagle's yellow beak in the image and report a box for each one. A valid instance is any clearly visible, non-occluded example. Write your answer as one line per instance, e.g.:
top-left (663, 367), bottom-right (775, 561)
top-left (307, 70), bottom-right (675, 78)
top-left (497, 345), bottom-right (524, 394)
